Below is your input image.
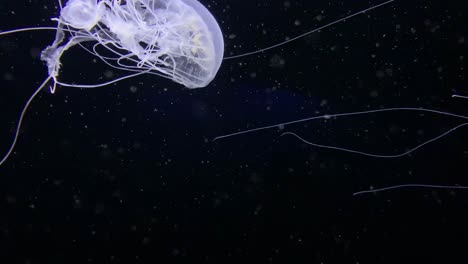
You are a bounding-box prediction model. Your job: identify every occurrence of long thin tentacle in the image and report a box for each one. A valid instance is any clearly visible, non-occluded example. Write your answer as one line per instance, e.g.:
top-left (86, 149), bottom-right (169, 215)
top-left (0, 76), bottom-right (52, 166)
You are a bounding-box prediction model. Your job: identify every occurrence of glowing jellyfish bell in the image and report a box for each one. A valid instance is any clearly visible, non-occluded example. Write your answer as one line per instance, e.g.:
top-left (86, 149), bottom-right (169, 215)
top-left (60, 0), bottom-right (104, 30)
top-left (42, 0), bottom-right (224, 92)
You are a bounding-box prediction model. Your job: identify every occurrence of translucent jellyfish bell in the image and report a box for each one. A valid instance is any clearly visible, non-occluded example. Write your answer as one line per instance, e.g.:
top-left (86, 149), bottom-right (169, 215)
top-left (44, 0), bottom-right (224, 90)
top-left (60, 0), bottom-right (104, 30)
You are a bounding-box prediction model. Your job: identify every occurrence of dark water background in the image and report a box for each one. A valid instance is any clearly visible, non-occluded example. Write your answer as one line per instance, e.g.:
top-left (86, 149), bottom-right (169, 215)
top-left (0, 0), bottom-right (467, 263)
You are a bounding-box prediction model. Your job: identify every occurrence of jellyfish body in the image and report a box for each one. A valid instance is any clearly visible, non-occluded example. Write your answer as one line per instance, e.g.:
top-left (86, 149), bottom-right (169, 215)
top-left (0, 0), bottom-right (224, 166)
top-left (43, 0), bottom-right (224, 90)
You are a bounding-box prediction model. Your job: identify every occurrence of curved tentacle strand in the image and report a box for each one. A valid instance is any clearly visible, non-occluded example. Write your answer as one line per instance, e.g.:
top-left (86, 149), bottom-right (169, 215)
top-left (214, 107), bottom-right (468, 141)
top-left (0, 76), bottom-right (52, 166)
top-left (224, 0), bottom-right (395, 60)
top-left (281, 121), bottom-right (468, 158)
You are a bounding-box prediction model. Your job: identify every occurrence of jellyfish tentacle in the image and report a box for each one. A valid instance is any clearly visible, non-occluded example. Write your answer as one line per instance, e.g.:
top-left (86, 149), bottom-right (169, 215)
top-left (353, 184), bottom-right (468, 196)
top-left (0, 27), bottom-right (56, 36)
top-left (214, 107), bottom-right (468, 141)
top-left (55, 70), bottom-right (149, 89)
top-left (0, 76), bottom-right (53, 167)
top-left (224, 0), bottom-right (395, 59)
top-left (452, 94), bottom-right (468, 99)
top-left (281, 121), bottom-right (468, 158)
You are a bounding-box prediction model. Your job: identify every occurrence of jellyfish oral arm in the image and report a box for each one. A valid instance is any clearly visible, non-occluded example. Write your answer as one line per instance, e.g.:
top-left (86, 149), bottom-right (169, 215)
top-left (41, 35), bottom-right (93, 93)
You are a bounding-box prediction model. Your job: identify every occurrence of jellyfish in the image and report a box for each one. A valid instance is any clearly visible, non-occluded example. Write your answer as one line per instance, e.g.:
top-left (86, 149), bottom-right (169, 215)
top-left (0, 0), bottom-right (224, 166)
top-left (45, 0), bottom-right (224, 92)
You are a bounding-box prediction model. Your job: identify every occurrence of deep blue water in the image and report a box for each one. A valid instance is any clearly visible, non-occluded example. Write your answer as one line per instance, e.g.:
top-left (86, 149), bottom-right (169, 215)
top-left (0, 0), bottom-right (467, 263)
